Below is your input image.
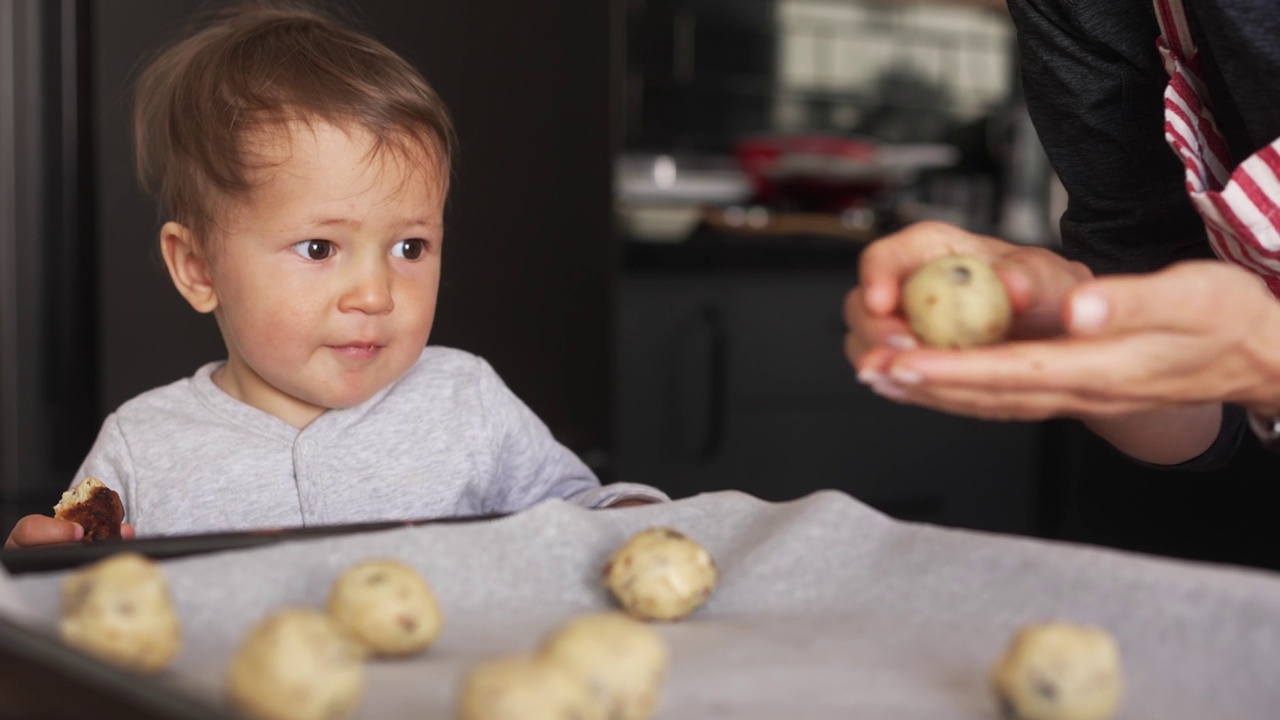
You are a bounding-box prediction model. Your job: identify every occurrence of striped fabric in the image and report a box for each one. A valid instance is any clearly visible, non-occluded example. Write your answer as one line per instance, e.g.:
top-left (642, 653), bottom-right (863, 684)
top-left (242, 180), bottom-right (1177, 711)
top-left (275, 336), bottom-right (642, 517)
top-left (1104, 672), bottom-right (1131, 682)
top-left (1156, 0), bottom-right (1280, 293)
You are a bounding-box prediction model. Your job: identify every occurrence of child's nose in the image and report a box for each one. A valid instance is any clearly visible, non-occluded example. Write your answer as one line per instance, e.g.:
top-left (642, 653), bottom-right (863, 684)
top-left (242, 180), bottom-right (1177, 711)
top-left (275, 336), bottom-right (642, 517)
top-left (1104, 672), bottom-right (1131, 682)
top-left (338, 259), bottom-right (395, 315)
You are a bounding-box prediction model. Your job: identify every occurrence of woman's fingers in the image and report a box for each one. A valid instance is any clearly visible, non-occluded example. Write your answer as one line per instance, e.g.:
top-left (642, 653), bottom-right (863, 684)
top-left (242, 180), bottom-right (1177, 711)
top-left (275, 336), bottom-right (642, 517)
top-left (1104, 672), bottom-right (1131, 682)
top-left (857, 223), bottom-right (1089, 343)
top-left (873, 381), bottom-right (1154, 421)
top-left (885, 331), bottom-right (1214, 397)
top-left (849, 256), bottom-right (1280, 424)
top-left (1067, 261), bottom-right (1268, 337)
top-left (871, 338), bottom-right (1179, 418)
top-left (848, 222), bottom-right (1020, 364)
top-left (875, 321), bottom-right (1263, 418)
top-left (843, 286), bottom-right (916, 365)
top-left (858, 221), bottom-right (1003, 316)
top-left (993, 247), bottom-right (1092, 339)
top-left (846, 221), bottom-right (1114, 421)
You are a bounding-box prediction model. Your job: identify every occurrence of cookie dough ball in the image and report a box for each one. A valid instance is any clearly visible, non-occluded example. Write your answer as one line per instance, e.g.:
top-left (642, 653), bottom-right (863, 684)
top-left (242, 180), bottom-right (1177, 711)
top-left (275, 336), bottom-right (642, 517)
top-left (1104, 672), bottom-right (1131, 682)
top-left (327, 559), bottom-right (442, 657)
top-left (902, 254), bottom-right (1012, 348)
top-left (226, 608), bottom-right (366, 720)
top-left (539, 612), bottom-right (669, 720)
top-left (59, 552), bottom-right (181, 673)
top-left (457, 655), bottom-right (604, 720)
top-left (991, 622), bottom-right (1123, 720)
top-left (603, 527), bottom-right (718, 621)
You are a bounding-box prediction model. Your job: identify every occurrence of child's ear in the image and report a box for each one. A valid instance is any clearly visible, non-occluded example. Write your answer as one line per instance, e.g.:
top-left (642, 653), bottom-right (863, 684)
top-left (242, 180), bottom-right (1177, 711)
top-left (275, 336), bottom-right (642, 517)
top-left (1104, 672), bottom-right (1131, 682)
top-left (159, 222), bottom-right (219, 313)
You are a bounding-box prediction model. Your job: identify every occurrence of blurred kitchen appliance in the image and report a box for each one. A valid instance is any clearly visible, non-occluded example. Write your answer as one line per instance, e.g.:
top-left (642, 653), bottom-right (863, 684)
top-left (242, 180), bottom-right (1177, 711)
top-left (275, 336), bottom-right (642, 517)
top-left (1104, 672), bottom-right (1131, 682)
top-left (735, 133), bottom-right (959, 214)
top-left (995, 101), bottom-right (1057, 246)
top-left (615, 153), bottom-right (752, 242)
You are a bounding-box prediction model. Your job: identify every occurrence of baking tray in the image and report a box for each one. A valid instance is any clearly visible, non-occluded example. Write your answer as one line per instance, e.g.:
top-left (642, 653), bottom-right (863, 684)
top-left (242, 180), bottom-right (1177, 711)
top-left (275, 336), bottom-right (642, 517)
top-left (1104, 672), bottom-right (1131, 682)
top-left (0, 515), bottom-right (504, 718)
top-left (0, 514), bottom-right (502, 575)
top-left (0, 612), bottom-right (225, 720)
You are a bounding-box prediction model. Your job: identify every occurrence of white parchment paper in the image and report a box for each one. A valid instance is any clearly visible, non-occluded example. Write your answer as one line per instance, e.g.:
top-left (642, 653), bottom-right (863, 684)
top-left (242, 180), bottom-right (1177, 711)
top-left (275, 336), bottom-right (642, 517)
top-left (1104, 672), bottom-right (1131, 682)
top-left (5, 490), bottom-right (1279, 719)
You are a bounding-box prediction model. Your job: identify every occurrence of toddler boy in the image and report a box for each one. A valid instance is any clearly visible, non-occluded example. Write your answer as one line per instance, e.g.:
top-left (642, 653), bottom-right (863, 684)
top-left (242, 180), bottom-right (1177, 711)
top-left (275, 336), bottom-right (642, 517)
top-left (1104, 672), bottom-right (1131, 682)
top-left (5, 3), bottom-right (665, 547)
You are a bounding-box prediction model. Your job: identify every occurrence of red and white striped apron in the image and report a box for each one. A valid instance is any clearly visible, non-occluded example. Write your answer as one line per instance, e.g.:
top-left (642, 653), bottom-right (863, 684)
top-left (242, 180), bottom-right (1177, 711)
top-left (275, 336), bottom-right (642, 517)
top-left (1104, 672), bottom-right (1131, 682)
top-left (1156, 0), bottom-right (1280, 296)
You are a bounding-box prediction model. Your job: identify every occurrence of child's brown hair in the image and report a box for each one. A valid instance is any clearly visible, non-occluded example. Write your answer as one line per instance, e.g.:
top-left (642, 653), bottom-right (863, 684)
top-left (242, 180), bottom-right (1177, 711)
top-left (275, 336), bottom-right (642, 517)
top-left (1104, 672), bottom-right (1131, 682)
top-left (133, 2), bottom-right (455, 244)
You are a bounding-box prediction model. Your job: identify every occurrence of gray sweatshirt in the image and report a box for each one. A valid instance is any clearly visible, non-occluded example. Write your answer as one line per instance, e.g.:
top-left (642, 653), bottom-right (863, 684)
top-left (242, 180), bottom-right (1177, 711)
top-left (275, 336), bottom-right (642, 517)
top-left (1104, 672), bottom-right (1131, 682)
top-left (74, 347), bottom-right (667, 536)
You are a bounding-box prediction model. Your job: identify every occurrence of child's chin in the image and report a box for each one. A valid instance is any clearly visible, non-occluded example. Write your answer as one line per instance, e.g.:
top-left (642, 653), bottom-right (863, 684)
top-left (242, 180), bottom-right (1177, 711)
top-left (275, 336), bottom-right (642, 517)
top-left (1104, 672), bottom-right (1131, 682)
top-left (323, 394), bottom-right (376, 410)
top-left (303, 367), bottom-right (411, 410)
top-left (312, 387), bottom-right (381, 411)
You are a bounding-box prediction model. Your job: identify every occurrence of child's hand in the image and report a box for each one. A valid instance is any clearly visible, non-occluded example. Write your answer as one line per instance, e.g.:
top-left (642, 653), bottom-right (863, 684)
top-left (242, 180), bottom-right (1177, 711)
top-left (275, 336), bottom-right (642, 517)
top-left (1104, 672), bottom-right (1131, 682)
top-left (4, 515), bottom-right (135, 549)
top-left (604, 498), bottom-right (660, 509)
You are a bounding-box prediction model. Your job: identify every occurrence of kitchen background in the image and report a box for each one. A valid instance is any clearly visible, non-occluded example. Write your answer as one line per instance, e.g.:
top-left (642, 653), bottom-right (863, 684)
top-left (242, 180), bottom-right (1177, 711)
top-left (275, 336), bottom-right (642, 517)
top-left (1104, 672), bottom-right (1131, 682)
top-left (3, 0), bottom-right (1279, 569)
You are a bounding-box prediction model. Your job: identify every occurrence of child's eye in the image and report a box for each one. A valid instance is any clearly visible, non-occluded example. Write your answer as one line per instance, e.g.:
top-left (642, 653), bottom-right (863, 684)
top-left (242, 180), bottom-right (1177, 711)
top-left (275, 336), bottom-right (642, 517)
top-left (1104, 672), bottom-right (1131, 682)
top-left (392, 239), bottom-right (428, 260)
top-left (291, 239), bottom-right (334, 260)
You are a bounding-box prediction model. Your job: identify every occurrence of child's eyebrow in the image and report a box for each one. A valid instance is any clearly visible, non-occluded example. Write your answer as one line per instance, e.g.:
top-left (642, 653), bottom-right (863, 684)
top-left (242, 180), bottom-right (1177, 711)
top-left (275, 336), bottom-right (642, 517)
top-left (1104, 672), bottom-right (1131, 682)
top-left (296, 216), bottom-right (440, 231)
top-left (307, 217), bottom-right (357, 229)
top-left (399, 217), bottom-right (441, 230)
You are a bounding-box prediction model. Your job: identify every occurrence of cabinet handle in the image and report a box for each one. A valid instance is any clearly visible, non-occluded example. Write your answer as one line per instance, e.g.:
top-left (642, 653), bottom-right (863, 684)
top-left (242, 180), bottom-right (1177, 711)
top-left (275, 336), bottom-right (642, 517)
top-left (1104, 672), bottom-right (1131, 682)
top-left (665, 303), bottom-right (727, 463)
top-left (699, 304), bottom-right (728, 461)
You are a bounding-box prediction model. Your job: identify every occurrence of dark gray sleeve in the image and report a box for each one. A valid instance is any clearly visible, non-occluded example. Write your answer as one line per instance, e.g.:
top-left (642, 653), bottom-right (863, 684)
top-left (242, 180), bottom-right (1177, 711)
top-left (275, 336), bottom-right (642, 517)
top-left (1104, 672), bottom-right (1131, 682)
top-left (1008, 0), bottom-right (1214, 274)
top-left (1117, 403), bottom-right (1245, 472)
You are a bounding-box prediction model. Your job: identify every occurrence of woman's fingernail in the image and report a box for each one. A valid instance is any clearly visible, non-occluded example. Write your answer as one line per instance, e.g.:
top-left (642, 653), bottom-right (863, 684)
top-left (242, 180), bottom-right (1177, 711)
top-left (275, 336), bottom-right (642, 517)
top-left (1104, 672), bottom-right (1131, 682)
top-left (889, 366), bottom-right (923, 385)
top-left (886, 334), bottom-right (918, 351)
top-left (1071, 294), bottom-right (1109, 333)
top-left (857, 368), bottom-right (884, 385)
top-left (870, 380), bottom-right (908, 401)
top-left (72, 524), bottom-right (84, 540)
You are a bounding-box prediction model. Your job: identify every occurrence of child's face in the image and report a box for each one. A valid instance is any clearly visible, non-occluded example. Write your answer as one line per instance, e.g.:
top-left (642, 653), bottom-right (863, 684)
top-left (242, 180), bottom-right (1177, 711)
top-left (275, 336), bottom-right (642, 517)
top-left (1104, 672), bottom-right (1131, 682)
top-left (201, 121), bottom-right (445, 427)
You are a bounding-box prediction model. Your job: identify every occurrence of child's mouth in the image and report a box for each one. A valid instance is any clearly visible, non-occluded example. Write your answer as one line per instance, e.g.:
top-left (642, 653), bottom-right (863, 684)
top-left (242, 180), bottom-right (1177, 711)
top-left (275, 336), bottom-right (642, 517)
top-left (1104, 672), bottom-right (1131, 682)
top-left (330, 343), bottom-right (383, 359)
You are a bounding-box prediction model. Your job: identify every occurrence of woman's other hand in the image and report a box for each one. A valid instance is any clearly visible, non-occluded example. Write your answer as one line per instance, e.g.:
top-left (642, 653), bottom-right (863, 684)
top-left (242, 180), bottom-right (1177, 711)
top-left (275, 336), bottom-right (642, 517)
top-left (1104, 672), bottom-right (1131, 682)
top-left (859, 259), bottom-right (1280, 422)
top-left (845, 220), bottom-right (1092, 394)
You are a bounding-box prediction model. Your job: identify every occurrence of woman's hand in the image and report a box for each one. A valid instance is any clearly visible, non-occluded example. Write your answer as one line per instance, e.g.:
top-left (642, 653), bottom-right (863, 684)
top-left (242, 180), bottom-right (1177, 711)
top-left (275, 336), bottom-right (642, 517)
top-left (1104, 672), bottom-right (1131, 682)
top-left (4, 515), bottom-right (136, 550)
top-left (854, 258), bottom-right (1280, 422)
top-left (845, 220), bottom-right (1092, 382)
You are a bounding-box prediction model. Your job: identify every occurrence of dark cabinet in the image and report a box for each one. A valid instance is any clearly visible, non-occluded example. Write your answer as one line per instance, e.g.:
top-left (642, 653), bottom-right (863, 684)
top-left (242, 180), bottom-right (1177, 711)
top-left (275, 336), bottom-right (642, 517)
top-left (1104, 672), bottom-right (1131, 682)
top-left (615, 270), bottom-right (1042, 533)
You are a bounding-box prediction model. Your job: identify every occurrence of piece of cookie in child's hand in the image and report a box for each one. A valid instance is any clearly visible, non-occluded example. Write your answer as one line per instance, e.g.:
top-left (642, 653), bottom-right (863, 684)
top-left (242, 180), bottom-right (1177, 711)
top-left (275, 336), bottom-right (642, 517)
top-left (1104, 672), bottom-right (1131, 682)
top-left (53, 476), bottom-right (125, 542)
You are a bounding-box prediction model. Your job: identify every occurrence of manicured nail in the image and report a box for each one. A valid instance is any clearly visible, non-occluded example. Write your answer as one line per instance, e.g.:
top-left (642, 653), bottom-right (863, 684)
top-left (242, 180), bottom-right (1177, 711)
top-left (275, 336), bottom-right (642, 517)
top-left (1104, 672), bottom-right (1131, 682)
top-left (870, 380), bottom-right (908, 401)
top-left (886, 334), bottom-right (918, 351)
top-left (1071, 294), bottom-right (1109, 333)
top-left (72, 524), bottom-right (84, 540)
top-left (889, 366), bottom-right (923, 385)
top-left (857, 368), bottom-right (884, 385)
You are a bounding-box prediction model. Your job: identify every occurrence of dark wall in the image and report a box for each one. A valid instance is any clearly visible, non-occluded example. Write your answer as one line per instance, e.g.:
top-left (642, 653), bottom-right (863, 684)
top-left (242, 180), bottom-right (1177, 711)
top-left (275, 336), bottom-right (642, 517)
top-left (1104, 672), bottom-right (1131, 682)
top-left (92, 1), bottom-right (615, 457)
top-left (94, 0), bottom-right (223, 423)
top-left (349, 2), bottom-right (616, 457)
top-left (625, 0), bottom-right (778, 153)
